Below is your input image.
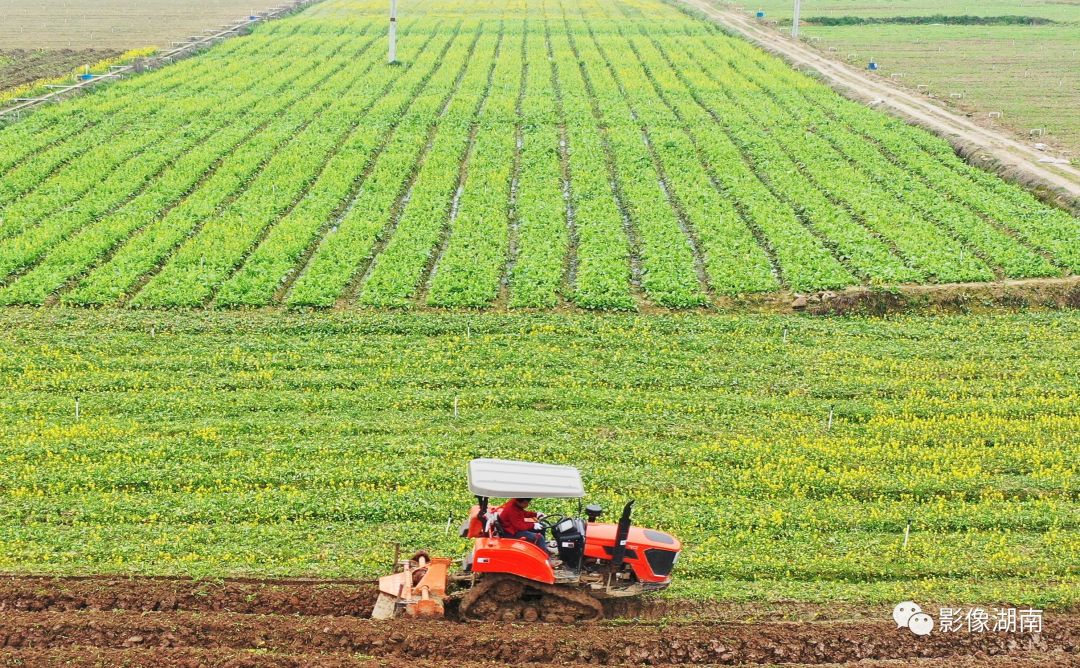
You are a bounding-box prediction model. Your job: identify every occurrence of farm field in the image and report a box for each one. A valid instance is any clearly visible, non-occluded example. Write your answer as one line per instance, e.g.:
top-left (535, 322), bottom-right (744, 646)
top-left (0, 0), bottom-right (294, 50)
top-left (1, 309), bottom-right (1078, 609)
top-left (0, 49), bottom-right (122, 92)
top-left (0, 0), bottom-right (1078, 311)
top-left (721, 0), bottom-right (1080, 157)
top-left (2, 1), bottom-right (1078, 662)
top-left (0, 47), bottom-right (157, 109)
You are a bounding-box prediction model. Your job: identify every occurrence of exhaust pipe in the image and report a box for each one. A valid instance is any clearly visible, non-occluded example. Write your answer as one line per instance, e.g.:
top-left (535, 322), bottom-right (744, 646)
top-left (608, 500), bottom-right (635, 574)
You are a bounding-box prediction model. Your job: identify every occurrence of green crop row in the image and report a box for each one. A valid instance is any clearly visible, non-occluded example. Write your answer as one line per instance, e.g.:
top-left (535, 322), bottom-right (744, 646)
top-left (128, 32), bottom-right (402, 307)
top-left (0, 34), bottom-right (361, 306)
top-left (0, 31), bottom-right (280, 175)
top-left (0, 0), bottom-right (1076, 310)
top-left (506, 28), bottom-right (567, 309)
top-left (0, 39), bottom-right (338, 305)
top-left (426, 29), bottom-right (523, 308)
top-left (620, 31), bottom-right (918, 285)
top-left (700, 28), bottom-right (1080, 275)
top-left (551, 26), bottom-right (635, 309)
top-left (730, 48), bottom-right (1054, 279)
top-left (61, 40), bottom-right (365, 306)
top-left (358, 32), bottom-right (503, 307)
top-left (285, 25), bottom-right (481, 307)
top-left (215, 24), bottom-right (452, 307)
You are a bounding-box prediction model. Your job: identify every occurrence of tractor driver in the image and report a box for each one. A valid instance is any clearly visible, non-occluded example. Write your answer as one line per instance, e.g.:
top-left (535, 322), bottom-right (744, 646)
top-left (497, 497), bottom-right (548, 550)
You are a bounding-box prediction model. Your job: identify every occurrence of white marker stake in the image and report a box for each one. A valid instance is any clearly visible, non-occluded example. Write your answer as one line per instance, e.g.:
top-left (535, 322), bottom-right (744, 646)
top-left (75, 397), bottom-right (80, 422)
top-left (388, 0), bottom-right (397, 63)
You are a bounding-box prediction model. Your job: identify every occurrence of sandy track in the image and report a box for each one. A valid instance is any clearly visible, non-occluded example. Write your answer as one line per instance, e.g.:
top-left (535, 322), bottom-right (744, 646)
top-left (0, 576), bottom-right (1076, 666)
top-left (678, 0), bottom-right (1080, 205)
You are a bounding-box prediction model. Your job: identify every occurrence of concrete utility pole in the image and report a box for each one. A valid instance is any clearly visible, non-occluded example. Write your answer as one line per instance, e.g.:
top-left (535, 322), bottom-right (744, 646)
top-left (791, 0), bottom-right (801, 39)
top-left (389, 0), bottom-right (398, 63)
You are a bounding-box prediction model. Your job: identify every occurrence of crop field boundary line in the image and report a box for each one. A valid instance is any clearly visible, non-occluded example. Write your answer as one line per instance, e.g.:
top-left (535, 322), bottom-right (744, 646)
top-left (333, 26), bottom-right (484, 308)
top-left (210, 24), bottom-right (446, 308)
top-left (559, 1), bottom-right (648, 310)
top-left (587, 17), bottom-right (715, 303)
top-left (674, 0), bottom-right (1080, 210)
top-left (0, 0), bottom-right (324, 121)
top-left (110, 34), bottom-right (365, 307)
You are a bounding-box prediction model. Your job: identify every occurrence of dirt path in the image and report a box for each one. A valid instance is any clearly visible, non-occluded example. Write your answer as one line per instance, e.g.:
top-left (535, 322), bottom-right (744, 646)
top-left (0, 576), bottom-right (1076, 666)
top-left (678, 0), bottom-right (1080, 206)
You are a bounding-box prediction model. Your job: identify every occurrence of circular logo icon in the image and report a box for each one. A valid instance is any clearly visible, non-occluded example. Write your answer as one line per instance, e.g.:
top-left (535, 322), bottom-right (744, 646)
top-left (892, 601), bottom-right (922, 628)
top-left (908, 612), bottom-right (935, 636)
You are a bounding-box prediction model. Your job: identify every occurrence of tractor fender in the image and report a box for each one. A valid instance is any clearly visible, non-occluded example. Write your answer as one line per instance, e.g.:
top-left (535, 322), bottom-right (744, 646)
top-left (470, 537), bottom-right (555, 584)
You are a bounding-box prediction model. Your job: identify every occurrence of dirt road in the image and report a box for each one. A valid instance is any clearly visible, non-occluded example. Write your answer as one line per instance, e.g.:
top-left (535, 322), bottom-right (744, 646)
top-left (678, 0), bottom-right (1080, 206)
top-left (0, 576), bottom-right (1076, 667)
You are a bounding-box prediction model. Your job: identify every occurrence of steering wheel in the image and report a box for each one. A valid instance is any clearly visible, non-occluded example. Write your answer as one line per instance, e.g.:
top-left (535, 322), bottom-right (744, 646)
top-left (537, 514), bottom-right (567, 531)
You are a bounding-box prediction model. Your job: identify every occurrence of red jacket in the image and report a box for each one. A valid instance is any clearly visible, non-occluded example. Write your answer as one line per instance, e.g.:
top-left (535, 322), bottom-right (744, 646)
top-left (498, 499), bottom-right (538, 535)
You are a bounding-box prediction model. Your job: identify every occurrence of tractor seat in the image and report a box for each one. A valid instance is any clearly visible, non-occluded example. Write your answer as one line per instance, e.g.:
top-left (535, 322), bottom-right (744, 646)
top-left (486, 510), bottom-right (506, 536)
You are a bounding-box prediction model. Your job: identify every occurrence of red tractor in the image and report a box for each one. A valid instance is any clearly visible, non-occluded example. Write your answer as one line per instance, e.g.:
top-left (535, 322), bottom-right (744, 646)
top-left (372, 458), bottom-right (681, 622)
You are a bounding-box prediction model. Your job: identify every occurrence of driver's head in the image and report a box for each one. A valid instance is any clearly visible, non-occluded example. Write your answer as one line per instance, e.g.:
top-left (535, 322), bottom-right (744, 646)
top-left (515, 497), bottom-right (532, 507)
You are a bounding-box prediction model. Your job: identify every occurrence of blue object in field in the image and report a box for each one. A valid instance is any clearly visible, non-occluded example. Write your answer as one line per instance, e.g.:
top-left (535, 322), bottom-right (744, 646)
top-left (79, 73), bottom-right (94, 81)
top-left (756, 10), bottom-right (765, 18)
top-left (249, 15), bottom-right (259, 20)
top-left (868, 61), bottom-right (878, 71)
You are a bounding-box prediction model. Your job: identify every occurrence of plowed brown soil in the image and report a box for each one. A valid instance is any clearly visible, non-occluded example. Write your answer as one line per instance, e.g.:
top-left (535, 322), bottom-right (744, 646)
top-left (0, 576), bottom-right (1075, 667)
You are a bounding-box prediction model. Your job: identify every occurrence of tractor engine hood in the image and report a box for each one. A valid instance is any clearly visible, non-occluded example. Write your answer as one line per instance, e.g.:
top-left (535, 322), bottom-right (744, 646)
top-left (584, 522), bottom-right (682, 552)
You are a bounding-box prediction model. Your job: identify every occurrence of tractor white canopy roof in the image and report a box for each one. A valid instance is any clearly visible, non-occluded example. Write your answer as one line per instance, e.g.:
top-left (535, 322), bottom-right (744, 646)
top-left (467, 458), bottom-right (585, 498)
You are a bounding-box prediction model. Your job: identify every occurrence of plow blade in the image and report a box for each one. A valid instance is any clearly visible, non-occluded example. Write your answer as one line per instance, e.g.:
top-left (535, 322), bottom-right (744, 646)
top-left (371, 554), bottom-right (452, 619)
